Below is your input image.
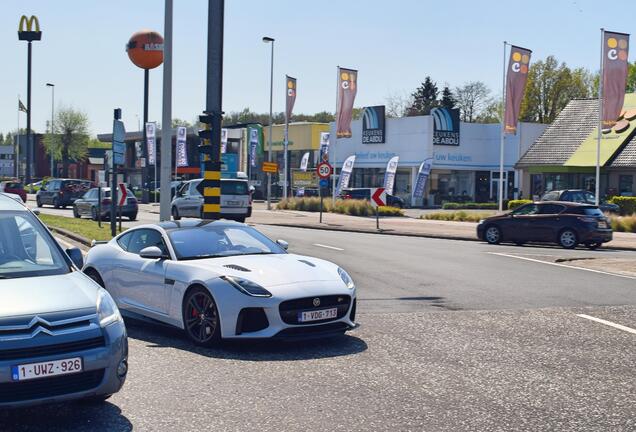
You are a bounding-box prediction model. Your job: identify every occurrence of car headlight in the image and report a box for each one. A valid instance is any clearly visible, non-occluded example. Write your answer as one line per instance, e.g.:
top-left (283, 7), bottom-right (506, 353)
top-left (221, 276), bottom-right (272, 297)
top-left (338, 267), bottom-right (355, 289)
top-left (97, 289), bottom-right (122, 327)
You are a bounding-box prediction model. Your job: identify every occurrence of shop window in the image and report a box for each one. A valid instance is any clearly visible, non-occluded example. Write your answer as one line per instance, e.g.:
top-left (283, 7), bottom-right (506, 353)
top-left (619, 175), bottom-right (633, 196)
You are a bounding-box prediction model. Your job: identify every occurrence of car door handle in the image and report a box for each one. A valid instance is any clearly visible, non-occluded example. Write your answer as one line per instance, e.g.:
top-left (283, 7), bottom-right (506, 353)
top-left (165, 278), bottom-right (175, 285)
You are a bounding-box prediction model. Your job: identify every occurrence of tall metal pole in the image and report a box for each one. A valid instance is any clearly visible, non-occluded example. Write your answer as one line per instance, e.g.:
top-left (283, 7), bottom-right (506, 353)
top-left (26, 41), bottom-right (32, 186)
top-left (283, 84), bottom-right (289, 200)
top-left (595, 28), bottom-right (604, 206)
top-left (142, 68), bottom-right (150, 203)
top-left (160, 0), bottom-right (177, 221)
top-left (16, 95), bottom-right (20, 179)
top-left (47, 83), bottom-right (55, 177)
top-left (265, 38), bottom-right (274, 210)
top-left (498, 41), bottom-right (507, 212)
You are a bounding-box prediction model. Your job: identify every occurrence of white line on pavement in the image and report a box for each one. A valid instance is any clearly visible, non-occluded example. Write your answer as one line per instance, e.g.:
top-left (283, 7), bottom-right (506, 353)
top-left (313, 243), bottom-right (344, 251)
top-left (576, 314), bottom-right (636, 335)
top-left (488, 252), bottom-right (636, 280)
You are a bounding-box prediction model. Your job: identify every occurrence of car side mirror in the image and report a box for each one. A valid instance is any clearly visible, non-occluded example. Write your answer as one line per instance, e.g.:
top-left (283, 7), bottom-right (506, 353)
top-left (276, 239), bottom-right (289, 250)
top-left (66, 247), bottom-right (84, 269)
top-left (32, 209), bottom-right (40, 216)
top-left (139, 246), bottom-right (167, 260)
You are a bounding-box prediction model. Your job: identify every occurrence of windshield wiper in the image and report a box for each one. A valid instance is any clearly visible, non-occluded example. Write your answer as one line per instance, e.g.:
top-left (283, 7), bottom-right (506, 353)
top-left (240, 251), bottom-right (275, 256)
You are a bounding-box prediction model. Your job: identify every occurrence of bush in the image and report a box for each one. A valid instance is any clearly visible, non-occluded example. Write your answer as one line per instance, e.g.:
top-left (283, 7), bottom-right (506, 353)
top-left (442, 202), bottom-right (498, 210)
top-left (609, 214), bottom-right (636, 232)
top-left (277, 198), bottom-right (403, 217)
top-left (422, 211), bottom-right (495, 222)
top-left (508, 199), bottom-right (533, 210)
top-left (608, 196), bottom-right (636, 215)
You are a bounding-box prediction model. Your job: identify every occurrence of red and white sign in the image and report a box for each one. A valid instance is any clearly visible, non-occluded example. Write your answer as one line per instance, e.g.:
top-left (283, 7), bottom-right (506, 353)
top-left (316, 162), bottom-right (333, 179)
top-left (118, 184), bottom-right (127, 207)
top-left (370, 187), bottom-right (386, 208)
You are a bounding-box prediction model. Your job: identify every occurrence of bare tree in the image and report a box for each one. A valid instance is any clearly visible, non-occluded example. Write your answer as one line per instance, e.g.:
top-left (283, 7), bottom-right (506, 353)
top-left (454, 81), bottom-right (492, 122)
top-left (385, 91), bottom-right (413, 118)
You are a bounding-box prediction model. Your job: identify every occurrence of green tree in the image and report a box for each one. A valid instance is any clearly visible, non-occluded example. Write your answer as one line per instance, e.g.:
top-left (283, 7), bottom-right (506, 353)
top-left (455, 81), bottom-right (491, 122)
top-left (520, 56), bottom-right (594, 123)
top-left (172, 118), bottom-right (192, 128)
top-left (440, 86), bottom-right (457, 109)
top-left (475, 99), bottom-right (503, 124)
top-left (406, 76), bottom-right (439, 116)
top-left (626, 62), bottom-right (636, 93)
top-left (44, 107), bottom-right (90, 178)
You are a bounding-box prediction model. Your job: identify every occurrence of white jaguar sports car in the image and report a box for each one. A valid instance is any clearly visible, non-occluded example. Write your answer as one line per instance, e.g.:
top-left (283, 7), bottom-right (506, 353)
top-left (83, 220), bottom-right (357, 346)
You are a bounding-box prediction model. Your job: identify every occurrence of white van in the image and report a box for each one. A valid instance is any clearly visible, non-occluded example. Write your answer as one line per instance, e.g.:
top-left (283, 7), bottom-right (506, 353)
top-left (170, 178), bottom-right (251, 222)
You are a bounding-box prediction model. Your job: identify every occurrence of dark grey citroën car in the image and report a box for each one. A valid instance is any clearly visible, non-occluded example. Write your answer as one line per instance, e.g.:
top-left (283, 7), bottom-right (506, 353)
top-left (0, 194), bottom-right (127, 407)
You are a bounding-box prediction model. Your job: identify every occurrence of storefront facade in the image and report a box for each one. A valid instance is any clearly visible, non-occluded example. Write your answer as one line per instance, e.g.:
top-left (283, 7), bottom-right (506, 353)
top-left (330, 115), bottom-right (546, 206)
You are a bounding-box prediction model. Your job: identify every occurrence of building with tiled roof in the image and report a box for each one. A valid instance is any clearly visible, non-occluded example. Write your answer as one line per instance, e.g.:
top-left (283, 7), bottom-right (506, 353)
top-left (516, 95), bottom-right (636, 199)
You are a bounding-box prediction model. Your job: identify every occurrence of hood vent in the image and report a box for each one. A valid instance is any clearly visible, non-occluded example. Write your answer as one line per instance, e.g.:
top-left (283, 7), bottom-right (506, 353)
top-left (298, 259), bottom-right (316, 267)
top-left (223, 264), bottom-right (251, 272)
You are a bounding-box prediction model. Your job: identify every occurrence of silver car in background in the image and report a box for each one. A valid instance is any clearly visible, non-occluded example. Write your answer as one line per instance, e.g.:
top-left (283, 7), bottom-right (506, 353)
top-left (171, 178), bottom-right (251, 222)
top-left (0, 194), bottom-right (127, 407)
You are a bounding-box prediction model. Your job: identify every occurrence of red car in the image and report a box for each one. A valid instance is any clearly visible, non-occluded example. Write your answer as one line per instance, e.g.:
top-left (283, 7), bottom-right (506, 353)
top-left (0, 181), bottom-right (27, 202)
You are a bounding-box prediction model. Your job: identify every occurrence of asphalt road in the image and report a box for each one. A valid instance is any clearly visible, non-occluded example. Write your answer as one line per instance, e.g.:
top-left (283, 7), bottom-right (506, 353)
top-left (2, 204), bottom-right (634, 431)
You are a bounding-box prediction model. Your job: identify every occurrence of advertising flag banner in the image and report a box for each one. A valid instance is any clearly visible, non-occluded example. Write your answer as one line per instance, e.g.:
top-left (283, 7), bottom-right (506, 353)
top-left (412, 158), bottom-right (433, 200)
top-left (335, 155), bottom-right (355, 196)
top-left (336, 67), bottom-right (358, 138)
top-left (383, 156), bottom-right (399, 195)
top-left (286, 76), bottom-right (297, 120)
top-left (221, 128), bottom-right (228, 154)
top-left (249, 127), bottom-right (259, 167)
top-left (145, 122), bottom-right (156, 165)
top-left (176, 126), bottom-right (188, 167)
top-left (319, 132), bottom-right (330, 161)
top-left (504, 46), bottom-right (532, 134)
top-left (18, 99), bottom-right (28, 113)
top-left (300, 152), bottom-right (310, 172)
top-left (602, 31), bottom-right (630, 129)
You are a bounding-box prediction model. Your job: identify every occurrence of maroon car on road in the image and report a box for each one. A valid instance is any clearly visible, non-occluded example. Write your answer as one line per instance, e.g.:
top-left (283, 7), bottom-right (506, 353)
top-left (0, 181), bottom-right (26, 202)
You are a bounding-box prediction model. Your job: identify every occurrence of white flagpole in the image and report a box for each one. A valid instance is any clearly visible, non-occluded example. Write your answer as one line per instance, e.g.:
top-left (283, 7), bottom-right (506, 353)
top-left (16, 95), bottom-right (20, 179)
top-left (332, 66), bottom-right (339, 206)
top-left (284, 77), bottom-right (289, 200)
top-left (498, 41), bottom-right (507, 212)
top-left (595, 28), bottom-right (604, 206)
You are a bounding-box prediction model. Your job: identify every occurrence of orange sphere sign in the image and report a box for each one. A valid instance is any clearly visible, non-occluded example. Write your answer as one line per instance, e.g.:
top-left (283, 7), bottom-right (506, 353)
top-left (126, 30), bottom-right (164, 70)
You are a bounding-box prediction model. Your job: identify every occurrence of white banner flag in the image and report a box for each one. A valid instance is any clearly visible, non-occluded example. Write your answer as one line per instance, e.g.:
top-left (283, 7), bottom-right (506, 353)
top-left (221, 128), bottom-right (228, 154)
top-left (319, 132), bottom-right (330, 161)
top-left (300, 152), bottom-right (310, 172)
top-left (176, 126), bottom-right (188, 167)
top-left (335, 155), bottom-right (356, 196)
top-left (412, 158), bottom-right (433, 200)
top-left (383, 156), bottom-right (399, 195)
top-left (145, 122), bottom-right (156, 166)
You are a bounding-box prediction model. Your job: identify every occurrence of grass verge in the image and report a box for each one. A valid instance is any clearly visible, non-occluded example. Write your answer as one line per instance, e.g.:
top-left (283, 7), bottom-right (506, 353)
top-left (422, 211), bottom-right (496, 222)
top-left (609, 214), bottom-right (636, 233)
top-left (39, 214), bottom-right (123, 241)
top-left (277, 197), bottom-right (404, 217)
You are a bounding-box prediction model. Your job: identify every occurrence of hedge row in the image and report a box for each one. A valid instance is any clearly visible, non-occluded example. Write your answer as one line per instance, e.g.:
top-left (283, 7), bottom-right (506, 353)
top-left (609, 214), bottom-right (636, 232)
top-left (423, 211), bottom-right (496, 222)
top-left (507, 199), bottom-right (533, 210)
top-left (442, 202), bottom-right (499, 210)
top-left (277, 197), bottom-right (404, 217)
top-left (608, 196), bottom-right (636, 215)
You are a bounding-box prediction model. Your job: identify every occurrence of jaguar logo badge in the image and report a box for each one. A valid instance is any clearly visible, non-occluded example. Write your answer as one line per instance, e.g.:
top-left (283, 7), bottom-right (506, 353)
top-left (313, 298), bottom-right (321, 307)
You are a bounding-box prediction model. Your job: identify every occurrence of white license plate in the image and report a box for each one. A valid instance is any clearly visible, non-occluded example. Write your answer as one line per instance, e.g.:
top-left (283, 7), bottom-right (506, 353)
top-left (298, 308), bottom-right (338, 322)
top-left (226, 200), bottom-right (241, 206)
top-left (11, 357), bottom-right (83, 381)
top-left (598, 221), bottom-right (608, 228)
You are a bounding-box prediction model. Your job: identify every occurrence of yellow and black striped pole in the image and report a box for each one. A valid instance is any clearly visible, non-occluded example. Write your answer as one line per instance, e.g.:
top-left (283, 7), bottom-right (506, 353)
top-left (197, 114), bottom-right (221, 220)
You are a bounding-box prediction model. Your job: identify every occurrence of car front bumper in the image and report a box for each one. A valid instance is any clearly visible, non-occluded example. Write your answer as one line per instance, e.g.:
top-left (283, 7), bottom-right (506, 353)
top-left (0, 320), bottom-right (128, 408)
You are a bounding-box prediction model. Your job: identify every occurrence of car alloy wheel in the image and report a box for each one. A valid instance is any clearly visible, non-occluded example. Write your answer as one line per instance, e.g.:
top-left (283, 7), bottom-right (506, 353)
top-left (36, 197), bottom-right (42, 207)
top-left (183, 287), bottom-right (220, 346)
top-left (559, 229), bottom-right (578, 249)
top-left (485, 226), bottom-right (501, 244)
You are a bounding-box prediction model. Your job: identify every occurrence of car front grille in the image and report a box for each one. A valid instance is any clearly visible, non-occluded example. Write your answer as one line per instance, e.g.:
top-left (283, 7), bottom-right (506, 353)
top-left (0, 369), bottom-right (105, 403)
top-left (279, 295), bottom-right (351, 325)
top-left (0, 336), bottom-right (106, 361)
top-left (0, 311), bottom-right (97, 341)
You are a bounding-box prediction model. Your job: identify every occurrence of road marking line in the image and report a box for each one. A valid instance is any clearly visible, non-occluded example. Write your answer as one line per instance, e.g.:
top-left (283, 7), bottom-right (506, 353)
top-left (313, 243), bottom-right (344, 251)
top-left (576, 314), bottom-right (636, 335)
top-left (488, 252), bottom-right (636, 280)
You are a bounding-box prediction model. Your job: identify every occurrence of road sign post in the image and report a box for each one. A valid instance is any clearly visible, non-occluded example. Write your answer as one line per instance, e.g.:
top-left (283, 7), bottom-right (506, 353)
top-left (111, 109), bottom-right (125, 237)
top-left (369, 187), bottom-right (386, 230)
top-left (118, 183), bottom-right (127, 233)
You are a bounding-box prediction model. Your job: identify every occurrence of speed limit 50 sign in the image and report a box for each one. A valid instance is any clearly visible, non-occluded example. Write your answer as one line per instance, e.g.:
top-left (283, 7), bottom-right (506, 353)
top-left (316, 162), bottom-right (333, 179)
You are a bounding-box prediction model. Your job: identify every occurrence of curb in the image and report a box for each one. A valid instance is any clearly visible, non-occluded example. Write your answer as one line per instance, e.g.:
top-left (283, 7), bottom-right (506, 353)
top-left (47, 226), bottom-right (92, 248)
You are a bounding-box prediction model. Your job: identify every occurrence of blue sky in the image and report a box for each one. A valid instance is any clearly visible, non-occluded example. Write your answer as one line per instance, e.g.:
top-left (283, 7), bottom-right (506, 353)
top-left (2, 0), bottom-right (634, 136)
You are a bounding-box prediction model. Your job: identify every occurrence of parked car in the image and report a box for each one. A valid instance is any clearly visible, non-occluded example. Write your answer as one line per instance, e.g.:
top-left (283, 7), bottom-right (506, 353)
top-left (0, 194), bottom-right (127, 407)
top-left (84, 220), bottom-right (357, 346)
top-left (73, 187), bottom-right (138, 221)
top-left (477, 201), bottom-right (612, 249)
top-left (36, 179), bottom-right (93, 208)
top-left (171, 178), bottom-right (252, 222)
top-left (0, 181), bottom-right (26, 202)
top-left (540, 189), bottom-right (619, 213)
top-left (340, 188), bottom-right (405, 208)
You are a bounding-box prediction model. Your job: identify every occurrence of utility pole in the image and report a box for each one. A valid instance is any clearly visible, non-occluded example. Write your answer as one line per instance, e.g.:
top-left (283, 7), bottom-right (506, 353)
top-left (160, 0), bottom-right (174, 221)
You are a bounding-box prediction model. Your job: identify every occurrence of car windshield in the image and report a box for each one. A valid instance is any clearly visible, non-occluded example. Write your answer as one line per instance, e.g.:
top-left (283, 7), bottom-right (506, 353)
top-left (168, 224), bottom-right (285, 260)
top-left (0, 211), bottom-right (70, 278)
top-left (580, 206), bottom-right (604, 217)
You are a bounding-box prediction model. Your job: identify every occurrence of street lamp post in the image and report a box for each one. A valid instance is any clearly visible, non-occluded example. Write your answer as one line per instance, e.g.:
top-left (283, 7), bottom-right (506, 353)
top-left (46, 83), bottom-right (54, 177)
top-left (18, 15), bottom-right (42, 186)
top-left (263, 36), bottom-right (274, 210)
